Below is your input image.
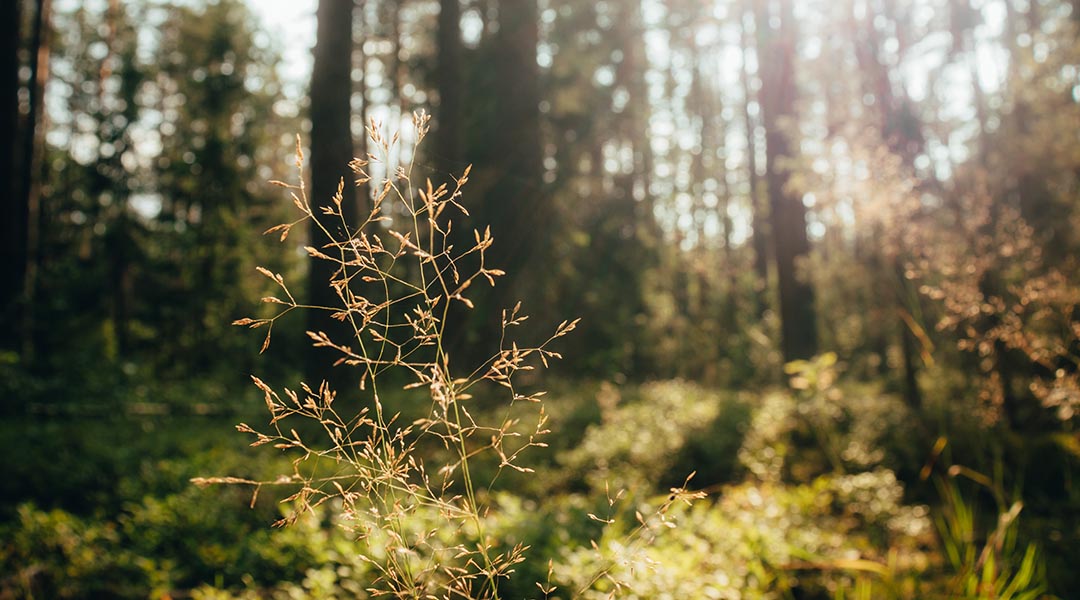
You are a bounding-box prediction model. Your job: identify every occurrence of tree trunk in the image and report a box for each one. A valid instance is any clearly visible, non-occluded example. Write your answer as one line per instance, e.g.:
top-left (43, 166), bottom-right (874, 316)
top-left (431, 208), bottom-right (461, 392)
top-left (354, 0), bottom-right (369, 209)
top-left (307, 0), bottom-right (357, 388)
top-left (20, 0), bottom-right (51, 362)
top-left (450, 0), bottom-right (543, 360)
top-left (492, 0), bottom-right (542, 205)
top-left (620, 0), bottom-right (654, 220)
top-left (389, 0), bottom-right (406, 129)
top-left (741, 3), bottom-right (770, 319)
top-left (437, 0), bottom-right (462, 167)
top-left (0, 0), bottom-right (22, 350)
top-left (757, 0), bottom-right (818, 362)
top-left (488, 0), bottom-right (543, 290)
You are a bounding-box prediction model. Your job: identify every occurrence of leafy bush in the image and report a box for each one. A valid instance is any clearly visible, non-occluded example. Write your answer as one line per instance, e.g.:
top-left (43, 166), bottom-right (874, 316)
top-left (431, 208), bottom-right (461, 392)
top-left (559, 380), bottom-right (750, 492)
top-left (553, 470), bottom-right (934, 599)
top-left (738, 354), bottom-right (925, 483)
top-left (1, 494), bottom-right (360, 599)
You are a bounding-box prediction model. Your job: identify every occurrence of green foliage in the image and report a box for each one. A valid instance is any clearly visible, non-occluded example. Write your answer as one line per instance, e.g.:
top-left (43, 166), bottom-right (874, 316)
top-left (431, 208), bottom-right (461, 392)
top-left (933, 478), bottom-right (1048, 600)
top-left (0, 375), bottom-right (1065, 599)
top-left (8, 0), bottom-right (1080, 597)
top-left (0, 412), bottom-right (364, 598)
top-left (554, 471), bottom-right (934, 599)
top-left (739, 355), bottom-right (926, 484)
top-left (1, 496), bottom-right (374, 599)
top-left (25, 0), bottom-right (300, 390)
top-left (560, 380), bottom-right (750, 491)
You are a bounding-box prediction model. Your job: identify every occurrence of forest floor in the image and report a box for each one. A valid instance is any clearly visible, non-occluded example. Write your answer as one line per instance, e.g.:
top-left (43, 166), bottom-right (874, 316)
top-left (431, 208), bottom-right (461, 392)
top-left (1, 377), bottom-right (1076, 599)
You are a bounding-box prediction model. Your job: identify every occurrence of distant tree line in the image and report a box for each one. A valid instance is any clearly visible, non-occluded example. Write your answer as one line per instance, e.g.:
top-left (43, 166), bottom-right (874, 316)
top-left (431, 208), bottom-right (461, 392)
top-left (3, 0), bottom-right (1080, 437)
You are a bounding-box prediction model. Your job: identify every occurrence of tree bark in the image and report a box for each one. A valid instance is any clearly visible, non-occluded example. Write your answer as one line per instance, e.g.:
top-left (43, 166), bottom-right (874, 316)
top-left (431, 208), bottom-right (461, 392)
top-left (0, 0), bottom-right (22, 350)
top-left (449, 0), bottom-right (543, 360)
top-left (488, 0), bottom-right (543, 285)
top-left (437, 0), bottom-right (462, 167)
top-left (621, 3), bottom-right (655, 375)
top-left (492, 0), bottom-right (542, 185)
top-left (354, 0), bottom-right (369, 206)
top-left (308, 0), bottom-right (357, 388)
top-left (741, 3), bottom-right (770, 319)
top-left (757, 0), bottom-right (818, 362)
top-left (19, 0), bottom-right (51, 362)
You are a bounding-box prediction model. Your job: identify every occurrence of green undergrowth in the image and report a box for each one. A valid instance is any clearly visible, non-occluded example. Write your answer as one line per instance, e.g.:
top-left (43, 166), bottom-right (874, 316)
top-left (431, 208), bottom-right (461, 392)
top-left (1, 376), bottom-right (1068, 598)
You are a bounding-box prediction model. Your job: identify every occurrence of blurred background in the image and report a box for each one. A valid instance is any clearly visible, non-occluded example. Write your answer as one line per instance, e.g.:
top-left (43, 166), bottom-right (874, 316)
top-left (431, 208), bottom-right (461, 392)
top-left (2, 0), bottom-right (1079, 597)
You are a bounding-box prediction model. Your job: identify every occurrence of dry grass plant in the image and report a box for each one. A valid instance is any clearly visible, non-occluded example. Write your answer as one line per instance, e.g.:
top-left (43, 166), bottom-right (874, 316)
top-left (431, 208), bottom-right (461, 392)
top-left (194, 111), bottom-right (580, 598)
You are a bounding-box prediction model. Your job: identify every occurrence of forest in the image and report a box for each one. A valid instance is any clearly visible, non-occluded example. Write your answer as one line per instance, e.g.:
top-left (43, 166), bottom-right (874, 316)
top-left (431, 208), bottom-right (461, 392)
top-left (2, 0), bottom-right (1079, 597)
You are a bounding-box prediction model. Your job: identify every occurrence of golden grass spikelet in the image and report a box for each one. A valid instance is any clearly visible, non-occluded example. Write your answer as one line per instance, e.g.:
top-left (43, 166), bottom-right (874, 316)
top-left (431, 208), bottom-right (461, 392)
top-left (199, 113), bottom-right (606, 599)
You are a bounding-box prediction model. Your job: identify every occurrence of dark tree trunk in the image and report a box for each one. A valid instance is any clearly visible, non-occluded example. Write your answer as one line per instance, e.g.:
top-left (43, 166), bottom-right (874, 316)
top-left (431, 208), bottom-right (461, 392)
top-left (0, 0), bottom-right (22, 350)
top-left (449, 0), bottom-right (543, 361)
top-left (619, 0), bottom-right (653, 217)
top-left (20, 0), bottom-right (51, 362)
top-left (354, 0), bottom-right (369, 208)
top-left (389, 0), bottom-right (405, 124)
top-left (741, 3), bottom-right (769, 319)
top-left (757, 0), bottom-right (818, 363)
top-left (492, 0), bottom-right (542, 209)
top-left (437, 0), bottom-right (462, 167)
top-left (487, 0), bottom-right (543, 295)
top-left (307, 0), bottom-right (357, 388)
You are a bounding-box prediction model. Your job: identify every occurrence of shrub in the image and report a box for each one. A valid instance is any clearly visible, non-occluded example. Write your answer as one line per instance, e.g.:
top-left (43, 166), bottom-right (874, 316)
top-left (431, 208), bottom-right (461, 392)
top-left (559, 380), bottom-right (750, 492)
top-left (552, 471), bottom-right (934, 600)
top-left (738, 353), bottom-right (924, 483)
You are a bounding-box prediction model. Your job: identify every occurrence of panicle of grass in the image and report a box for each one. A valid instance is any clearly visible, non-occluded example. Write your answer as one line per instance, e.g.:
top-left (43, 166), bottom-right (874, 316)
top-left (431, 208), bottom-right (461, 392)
top-left (198, 111), bottom-right (707, 599)
top-left (573, 472), bottom-right (707, 597)
top-left (200, 111), bottom-right (579, 598)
